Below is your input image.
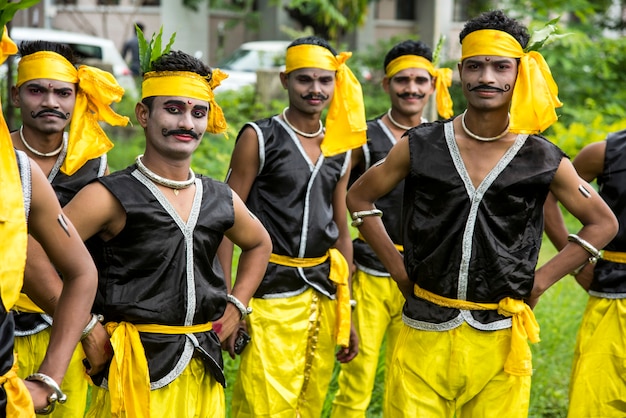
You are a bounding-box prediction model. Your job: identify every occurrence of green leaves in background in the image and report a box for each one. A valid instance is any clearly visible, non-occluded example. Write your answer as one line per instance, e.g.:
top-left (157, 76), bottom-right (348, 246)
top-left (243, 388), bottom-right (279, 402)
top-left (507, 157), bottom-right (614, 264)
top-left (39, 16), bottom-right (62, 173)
top-left (0, 0), bottom-right (40, 30)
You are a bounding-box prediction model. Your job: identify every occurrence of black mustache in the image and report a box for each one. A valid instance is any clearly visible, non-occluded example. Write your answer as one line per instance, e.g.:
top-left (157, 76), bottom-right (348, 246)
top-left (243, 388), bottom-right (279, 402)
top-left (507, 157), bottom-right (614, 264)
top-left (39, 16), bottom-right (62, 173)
top-left (31, 109), bottom-right (69, 119)
top-left (468, 84), bottom-right (511, 92)
top-left (161, 128), bottom-right (199, 140)
top-left (301, 93), bottom-right (329, 101)
top-left (397, 92), bottom-right (426, 99)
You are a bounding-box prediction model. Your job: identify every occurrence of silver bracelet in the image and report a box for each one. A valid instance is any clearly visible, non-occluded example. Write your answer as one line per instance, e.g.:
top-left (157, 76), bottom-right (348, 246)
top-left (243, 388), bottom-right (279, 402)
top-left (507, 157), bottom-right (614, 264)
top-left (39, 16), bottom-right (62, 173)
top-left (25, 373), bottom-right (67, 415)
top-left (351, 209), bottom-right (383, 227)
top-left (567, 234), bottom-right (602, 264)
top-left (570, 262), bottom-right (587, 276)
top-left (81, 313), bottom-right (104, 341)
top-left (227, 294), bottom-right (253, 320)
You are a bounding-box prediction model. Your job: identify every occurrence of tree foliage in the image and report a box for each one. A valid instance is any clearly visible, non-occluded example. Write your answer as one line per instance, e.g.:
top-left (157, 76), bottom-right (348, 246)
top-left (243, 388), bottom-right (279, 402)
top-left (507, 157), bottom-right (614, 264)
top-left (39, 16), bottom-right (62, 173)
top-left (277, 0), bottom-right (371, 42)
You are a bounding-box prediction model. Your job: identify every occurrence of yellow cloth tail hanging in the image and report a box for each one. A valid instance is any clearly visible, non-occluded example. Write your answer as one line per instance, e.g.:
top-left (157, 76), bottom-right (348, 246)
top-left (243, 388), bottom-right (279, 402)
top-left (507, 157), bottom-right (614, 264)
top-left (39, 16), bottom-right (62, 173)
top-left (0, 361), bottom-right (35, 418)
top-left (63, 65), bottom-right (130, 175)
top-left (413, 284), bottom-right (540, 376)
top-left (269, 248), bottom-right (351, 347)
top-left (104, 320), bottom-right (213, 418)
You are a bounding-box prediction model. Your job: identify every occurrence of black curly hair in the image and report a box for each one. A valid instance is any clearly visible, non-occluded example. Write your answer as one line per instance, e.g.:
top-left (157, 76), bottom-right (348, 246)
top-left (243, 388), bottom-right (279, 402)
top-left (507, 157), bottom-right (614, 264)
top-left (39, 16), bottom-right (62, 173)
top-left (383, 40), bottom-right (433, 73)
top-left (459, 10), bottom-right (530, 49)
top-left (150, 50), bottom-right (212, 78)
top-left (287, 35), bottom-right (338, 56)
top-left (18, 40), bottom-right (77, 65)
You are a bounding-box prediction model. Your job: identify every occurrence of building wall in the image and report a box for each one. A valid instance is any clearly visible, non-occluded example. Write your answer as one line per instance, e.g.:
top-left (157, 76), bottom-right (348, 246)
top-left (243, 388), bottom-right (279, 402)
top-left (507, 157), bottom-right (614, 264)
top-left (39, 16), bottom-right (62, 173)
top-left (12, 0), bottom-right (463, 66)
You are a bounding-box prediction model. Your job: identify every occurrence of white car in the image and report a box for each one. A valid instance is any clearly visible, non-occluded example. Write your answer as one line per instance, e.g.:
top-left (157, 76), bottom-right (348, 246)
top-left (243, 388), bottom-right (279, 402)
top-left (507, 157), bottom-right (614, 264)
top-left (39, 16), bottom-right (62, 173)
top-left (216, 40), bottom-right (290, 91)
top-left (8, 27), bottom-right (138, 98)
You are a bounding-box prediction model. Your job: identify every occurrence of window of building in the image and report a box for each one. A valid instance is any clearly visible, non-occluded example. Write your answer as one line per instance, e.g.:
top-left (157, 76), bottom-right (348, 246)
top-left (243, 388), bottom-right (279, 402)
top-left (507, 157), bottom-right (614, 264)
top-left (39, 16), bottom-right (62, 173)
top-left (54, 0), bottom-right (77, 4)
top-left (396, 0), bottom-right (416, 20)
top-left (97, 0), bottom-right (121, 4)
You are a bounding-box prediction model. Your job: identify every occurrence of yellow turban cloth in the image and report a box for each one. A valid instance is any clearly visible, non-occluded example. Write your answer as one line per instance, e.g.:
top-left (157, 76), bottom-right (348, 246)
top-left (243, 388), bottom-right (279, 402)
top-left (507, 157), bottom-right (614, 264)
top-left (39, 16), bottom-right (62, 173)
top-left (461, 29), bottom-right (562, 134)
top-left (0, 26), bottom-right (27, 313)
top-left (385, 55), bottom-right (454, 119)
top-left (16, 51), bottom-right (129, 175)
top-left (141, 69), bottom-right (228, 135)
top-left (285, 44), bottom-right (367, 156)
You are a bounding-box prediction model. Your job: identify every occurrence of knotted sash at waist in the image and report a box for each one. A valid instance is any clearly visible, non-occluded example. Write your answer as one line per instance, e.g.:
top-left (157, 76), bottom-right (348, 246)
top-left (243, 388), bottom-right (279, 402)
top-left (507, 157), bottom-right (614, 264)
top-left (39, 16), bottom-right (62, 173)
top-left (269, 248), bottom-right (351, 347)
top-left (413, 284), bottom-right (540, 376)
top-left (0, 360), bottom-right (35, 417)
top-left (104, 320), bottom-right (213, 418)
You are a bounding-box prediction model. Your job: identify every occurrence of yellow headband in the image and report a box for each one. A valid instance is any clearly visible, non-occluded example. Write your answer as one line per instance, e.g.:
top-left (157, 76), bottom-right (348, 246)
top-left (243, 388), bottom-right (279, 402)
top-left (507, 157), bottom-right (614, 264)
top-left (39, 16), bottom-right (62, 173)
top-left (16, 51), bottom-right (129, 175)
top-left (285, 44), bottom-right (366, 156)
top-left (386, 55), bottom-right (453, 119)
top-left (0, 26), bottom-right (27, 311)
top-left (141, 69), bottom-right (228, 135)
top-left (461, 29), bottom-right (562, 134)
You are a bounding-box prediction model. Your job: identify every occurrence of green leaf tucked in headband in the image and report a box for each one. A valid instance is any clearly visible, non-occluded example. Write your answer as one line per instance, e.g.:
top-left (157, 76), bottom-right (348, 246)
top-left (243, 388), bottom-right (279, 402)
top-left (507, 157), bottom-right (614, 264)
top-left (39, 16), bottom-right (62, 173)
top-left (525, 17), bottom-right (570, 52)
top-left (0, 0), bottom-right (41, 30)
top-left (137, 25), bottom-right (176, 75)
top-left (432, 35), bottom-right (445, 67)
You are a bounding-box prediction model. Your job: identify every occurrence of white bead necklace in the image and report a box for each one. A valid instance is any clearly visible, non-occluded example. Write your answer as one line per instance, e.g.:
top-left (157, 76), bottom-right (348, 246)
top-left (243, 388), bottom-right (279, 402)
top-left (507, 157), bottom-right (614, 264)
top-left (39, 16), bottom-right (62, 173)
top-left (135, 154), bottom-right (195, 196)
top-left (461, 110), bottom-right (510, 142)
top-left (386, 109), bottom-right (413, 131)
top-left (19, 126), bottom-right (64, 157)
top-left (281, 108), bottom-right (324, 138)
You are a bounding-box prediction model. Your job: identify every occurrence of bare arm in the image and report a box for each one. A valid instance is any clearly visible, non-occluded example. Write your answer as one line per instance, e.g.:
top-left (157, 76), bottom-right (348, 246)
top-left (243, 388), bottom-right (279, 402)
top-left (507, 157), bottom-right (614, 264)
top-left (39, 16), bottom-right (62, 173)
top-left (532, 156), bottom-right (617, 305)
top-left (346, 137), bottom-right (412, 298)
top-left (23, 162), bottom-right (98, 409)
top-left (217, 126), bottom-right (261, 291)
top-left (216, 190), bottom-right (271, 354)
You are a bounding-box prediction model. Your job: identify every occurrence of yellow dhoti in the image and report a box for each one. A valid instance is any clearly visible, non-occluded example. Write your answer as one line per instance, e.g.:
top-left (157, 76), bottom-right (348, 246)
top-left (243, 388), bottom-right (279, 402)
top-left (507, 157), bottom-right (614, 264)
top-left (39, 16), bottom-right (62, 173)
top-left (231, 288), bottom-right (338, 418)
top-left (14, 327), bottom-right (89, 418)
top-left (567, 296), bottom-right (626, 418)
top-left (86, 357), bottom-right (224, 418)
top-left (331, 269), bottom-right (404, 417)
top-left (385, 323), bottom-right (531, 418)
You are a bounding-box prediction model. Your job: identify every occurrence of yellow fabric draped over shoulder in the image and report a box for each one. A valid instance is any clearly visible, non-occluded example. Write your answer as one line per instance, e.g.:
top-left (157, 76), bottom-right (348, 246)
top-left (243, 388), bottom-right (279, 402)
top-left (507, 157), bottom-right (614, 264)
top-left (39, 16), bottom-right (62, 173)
top-left (385, 55), bottom-right (454, 119)
top-left (461, 29), bottom-right (562, 134)
top-left (285, 44), bottom-right (367, 156)
top-left (141, 69), bottom-right (228, 135)
top-left (17, 51), bottom-right (130, 175)
top-left (0, 26), bottom-right (27, 313)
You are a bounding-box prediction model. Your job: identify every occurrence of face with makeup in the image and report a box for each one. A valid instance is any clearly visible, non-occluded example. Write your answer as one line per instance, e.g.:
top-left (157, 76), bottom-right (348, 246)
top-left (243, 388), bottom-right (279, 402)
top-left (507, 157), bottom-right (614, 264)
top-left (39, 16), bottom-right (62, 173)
top-left (12, 78), bottom-right (76, 135)
top-left (458, 55), bottom-right (518, 112)
top-left (136, 95), bottom-right (208, 159)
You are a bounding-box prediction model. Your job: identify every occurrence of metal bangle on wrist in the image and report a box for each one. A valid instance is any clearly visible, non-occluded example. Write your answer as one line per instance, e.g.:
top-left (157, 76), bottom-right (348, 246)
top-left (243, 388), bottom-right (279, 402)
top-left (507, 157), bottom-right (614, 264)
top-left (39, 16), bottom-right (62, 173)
top-left (25, 373), bottom-right (67, 415)
top-left (81, 313), bottom-right (104, 341)
top-left (227, 294), bottom-right (253, 320)
top-left (567, 234), bottom-right (602, 264)
top-left (351, 209), bottom-right (383, 227)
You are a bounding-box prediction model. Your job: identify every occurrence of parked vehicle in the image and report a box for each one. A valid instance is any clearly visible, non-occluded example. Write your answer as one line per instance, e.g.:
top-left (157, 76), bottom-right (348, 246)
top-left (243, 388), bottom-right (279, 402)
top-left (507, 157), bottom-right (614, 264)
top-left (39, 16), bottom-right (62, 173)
top-left (8, 26), bottom-right (138, 98)
top-left (216, 40), bottom-right (290, 91)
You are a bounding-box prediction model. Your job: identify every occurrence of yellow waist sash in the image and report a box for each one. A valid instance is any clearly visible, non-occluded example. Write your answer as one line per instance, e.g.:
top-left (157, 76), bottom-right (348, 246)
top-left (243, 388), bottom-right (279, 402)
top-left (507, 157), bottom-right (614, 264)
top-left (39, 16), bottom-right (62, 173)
top-left (0, 360), bottom-right (35, 418)
top-left (357, 233), bottom-right (403, 252)
top-left (413, 284), bottom-right (540, 376)
top-left (104, 320), bottom-right (213, 418)
top-left (602, 250), bottom-right (626, 264)
top-left (269, 248), bottom-right (351, 347)
top-left (12, 293), bottom-right (44, 314)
